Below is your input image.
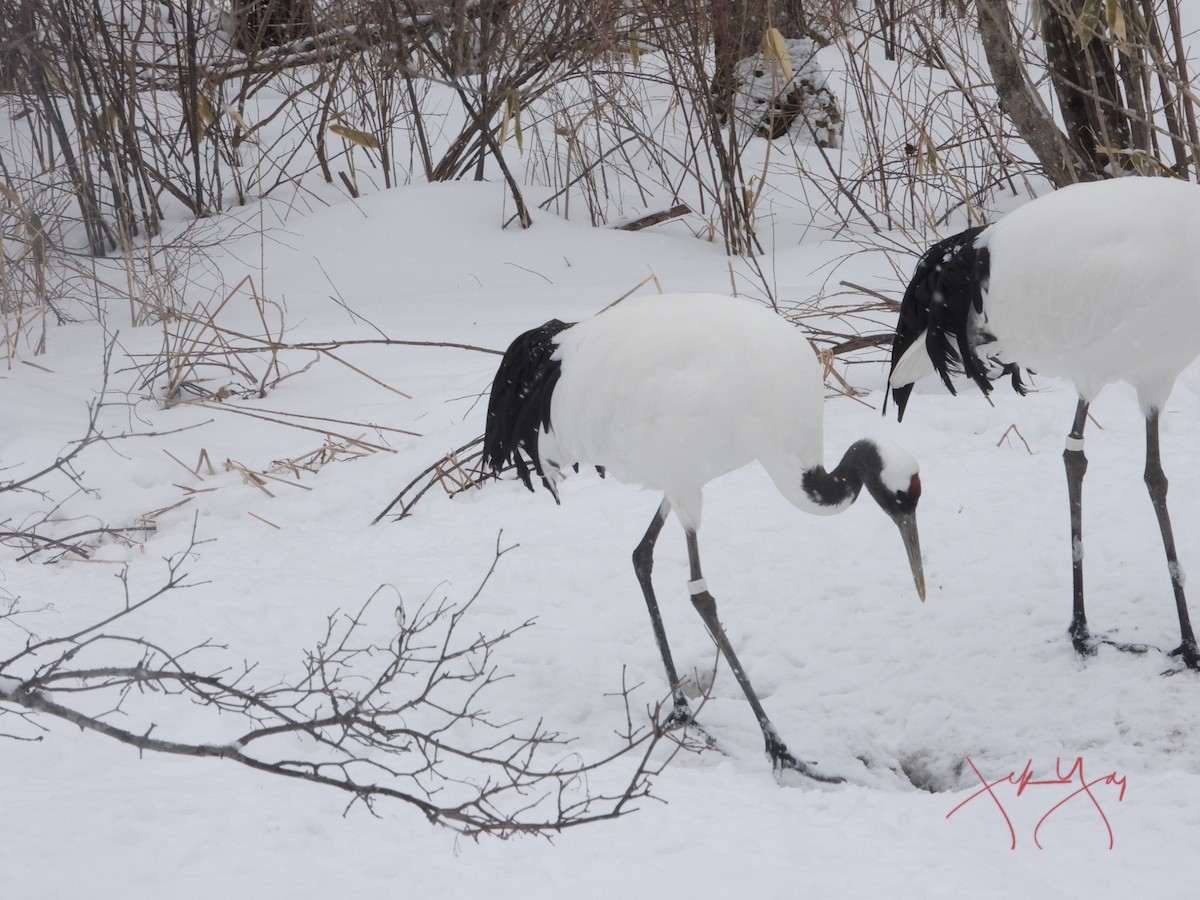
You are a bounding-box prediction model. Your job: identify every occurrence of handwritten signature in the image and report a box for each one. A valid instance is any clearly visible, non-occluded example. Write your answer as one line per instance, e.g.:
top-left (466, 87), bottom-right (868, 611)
top-left (946, 757), bottom-right (1127, 849)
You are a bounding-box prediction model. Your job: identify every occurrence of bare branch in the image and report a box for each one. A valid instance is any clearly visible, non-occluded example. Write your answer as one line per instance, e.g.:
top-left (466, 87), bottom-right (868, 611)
top-left (0, 531), bottom-right (679, 837)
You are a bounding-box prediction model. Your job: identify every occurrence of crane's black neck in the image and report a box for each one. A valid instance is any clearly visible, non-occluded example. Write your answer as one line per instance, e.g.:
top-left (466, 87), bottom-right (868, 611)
top-left (800, 440), bottom-right (879, 511)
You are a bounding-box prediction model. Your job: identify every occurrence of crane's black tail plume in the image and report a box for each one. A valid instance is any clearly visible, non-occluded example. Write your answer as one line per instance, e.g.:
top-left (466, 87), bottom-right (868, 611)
top-left (484, 318), bottom-right (574, 499)
top-left (887, 225), bottom-right (1021, 420)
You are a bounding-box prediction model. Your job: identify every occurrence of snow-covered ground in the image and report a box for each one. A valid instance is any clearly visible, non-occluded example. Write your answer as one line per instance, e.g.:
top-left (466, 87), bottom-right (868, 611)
top-left (3, 182), bottom-right (1199, 897)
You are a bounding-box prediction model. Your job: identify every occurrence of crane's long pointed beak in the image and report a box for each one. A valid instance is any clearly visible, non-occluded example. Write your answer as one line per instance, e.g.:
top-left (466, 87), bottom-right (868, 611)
top-left (894, 512), bottom-right (926, 602)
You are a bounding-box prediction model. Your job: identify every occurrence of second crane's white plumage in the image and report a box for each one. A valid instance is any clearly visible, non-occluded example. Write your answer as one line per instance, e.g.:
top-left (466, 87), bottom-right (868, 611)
top-left (888, 176), bottom-right (1200, 669)
top-left (485, 293), bottom-right (925, 779)
top-left (983, 177), bottom-right (1200, 408)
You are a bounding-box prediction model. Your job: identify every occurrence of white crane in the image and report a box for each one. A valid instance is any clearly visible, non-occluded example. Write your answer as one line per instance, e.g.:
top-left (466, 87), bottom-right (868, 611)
top-left (887, 176), bottom-right (1200, 670)
top-left (484, 293), bottom-right (926, 780)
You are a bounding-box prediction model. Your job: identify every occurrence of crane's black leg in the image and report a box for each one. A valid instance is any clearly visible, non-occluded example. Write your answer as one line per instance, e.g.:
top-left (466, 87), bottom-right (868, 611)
top-left (633, 500), bottom-right (694, 728)
top-left (1064, 399), bottom-right (1092, 656)
top-left (683, 528), bottom-right (843, 783)
top-left (1143, 411), bottom-right (1200, 670)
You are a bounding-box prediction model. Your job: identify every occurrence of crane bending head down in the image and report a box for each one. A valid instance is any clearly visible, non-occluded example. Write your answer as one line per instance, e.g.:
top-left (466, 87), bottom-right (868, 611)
top-left (484, 293), bottom-right (925, 779)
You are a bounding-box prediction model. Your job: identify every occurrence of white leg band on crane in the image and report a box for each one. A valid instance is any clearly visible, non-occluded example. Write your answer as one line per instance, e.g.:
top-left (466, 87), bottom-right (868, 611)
top-left (687, 578), bottom-right (708, 596)
top-left (1065, 436), bottom-right (1085, 452)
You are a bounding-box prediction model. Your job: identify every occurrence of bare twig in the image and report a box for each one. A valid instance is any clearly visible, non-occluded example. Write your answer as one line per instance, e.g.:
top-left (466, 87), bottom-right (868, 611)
top-left (0, 532), bottom-right (679, 836)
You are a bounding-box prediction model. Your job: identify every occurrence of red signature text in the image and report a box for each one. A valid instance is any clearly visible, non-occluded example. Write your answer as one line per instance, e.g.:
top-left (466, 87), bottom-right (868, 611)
top-left (946, 757), bottom-right (1127, 849)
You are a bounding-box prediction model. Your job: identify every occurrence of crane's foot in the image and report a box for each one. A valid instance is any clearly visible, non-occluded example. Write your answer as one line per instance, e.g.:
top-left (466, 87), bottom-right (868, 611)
top-left (659, 701), bottom-right (721, 753)
top-left (766, 734), bottom-right (844, 785)
top-left (1099, 636), bottom-right (1152, 655)
top-left (1167, 639), bottom-right (1200, 672)
top-left (1068, 619), bottom-right (1096, 658)
top-left (1084, 631), bottom-right (1196, 676)
top-left (1075, 627), bottom-right (1153, 660)
top-left (661, 700), bottom-right (695, 732)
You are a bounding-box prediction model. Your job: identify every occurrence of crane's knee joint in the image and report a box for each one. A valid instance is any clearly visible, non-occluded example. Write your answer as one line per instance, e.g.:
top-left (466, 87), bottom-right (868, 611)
top-left (632, 542), bottom-right (654, 580)
top-left (1143, 465), bottom-right (1168, 494)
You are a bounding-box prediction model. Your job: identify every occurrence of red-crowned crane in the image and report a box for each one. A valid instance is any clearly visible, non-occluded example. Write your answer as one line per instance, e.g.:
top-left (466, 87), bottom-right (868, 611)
top-left (887, 176), bottom-right (1200, 670)
top-left (484, 293), bottom-right (926, 780)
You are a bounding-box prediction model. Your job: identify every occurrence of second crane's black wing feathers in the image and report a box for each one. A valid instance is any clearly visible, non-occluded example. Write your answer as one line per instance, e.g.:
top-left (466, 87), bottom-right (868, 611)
top-left (888, 225), bottom-right (1004, 419)
top-left (483, 319), bottom-right (574, 498)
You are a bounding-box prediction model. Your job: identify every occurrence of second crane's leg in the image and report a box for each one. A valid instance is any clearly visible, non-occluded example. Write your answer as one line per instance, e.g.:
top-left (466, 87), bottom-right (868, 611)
top-left (632, 500), bottom-right (694, 727)
top-left (1143, 410), bottom-right (1200, 669)
top-left (683, 529), bottom-right (843, 784)
top-left (1064, 399), bottom-right (1091, 655)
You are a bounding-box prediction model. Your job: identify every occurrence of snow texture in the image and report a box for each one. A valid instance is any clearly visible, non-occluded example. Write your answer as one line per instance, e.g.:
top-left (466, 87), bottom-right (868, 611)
top-left (3, 183), bottom-right (1200, 898)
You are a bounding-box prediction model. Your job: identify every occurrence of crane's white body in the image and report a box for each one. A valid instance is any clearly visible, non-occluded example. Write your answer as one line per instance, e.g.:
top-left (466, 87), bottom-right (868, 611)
top-left (541, 293), bottom-right (911, 528)
top-left (981, 178), bottom-right (1200, 410)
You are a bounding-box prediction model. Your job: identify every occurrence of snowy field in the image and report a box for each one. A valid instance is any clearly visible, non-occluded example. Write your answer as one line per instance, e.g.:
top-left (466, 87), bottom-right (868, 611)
top-left (3, 180), bottom-right (1200, 898)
